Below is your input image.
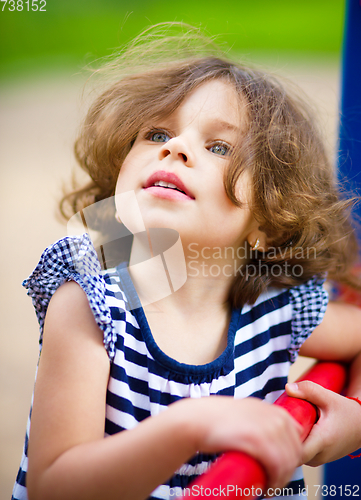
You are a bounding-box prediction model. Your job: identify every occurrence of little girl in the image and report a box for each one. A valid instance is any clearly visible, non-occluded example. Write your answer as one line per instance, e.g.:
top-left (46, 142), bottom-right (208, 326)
top-left (13, 26), bottom-right (361, 500)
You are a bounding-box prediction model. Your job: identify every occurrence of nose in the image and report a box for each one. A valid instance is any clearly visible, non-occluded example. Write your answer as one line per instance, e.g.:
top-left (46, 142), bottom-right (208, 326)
top-left (158, 137), bottom-right (194, 167)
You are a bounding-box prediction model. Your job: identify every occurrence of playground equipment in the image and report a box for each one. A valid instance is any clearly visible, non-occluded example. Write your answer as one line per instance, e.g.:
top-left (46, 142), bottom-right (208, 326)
top-left (182, 362), bottom-right (347, 499)
top-left (323, 0), bottom-right (361, 491)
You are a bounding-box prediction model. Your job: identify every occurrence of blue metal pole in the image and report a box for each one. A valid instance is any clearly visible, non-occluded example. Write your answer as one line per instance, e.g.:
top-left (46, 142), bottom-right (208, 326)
top-left (338, 0), bottom-right (361, 195)
top-left (323, 0), bottom-right (361, 495)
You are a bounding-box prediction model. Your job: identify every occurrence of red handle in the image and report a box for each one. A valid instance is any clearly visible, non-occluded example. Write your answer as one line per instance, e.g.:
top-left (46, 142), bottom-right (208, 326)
top-left (182, 361), bottom-right (347, 499)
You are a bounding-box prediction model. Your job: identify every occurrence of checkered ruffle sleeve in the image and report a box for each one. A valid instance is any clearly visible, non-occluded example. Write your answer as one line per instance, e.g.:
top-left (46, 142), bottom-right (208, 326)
top-left (288, 277), bottom-right (329, 362)
top-left (22, 234), bottom-right (116, 361)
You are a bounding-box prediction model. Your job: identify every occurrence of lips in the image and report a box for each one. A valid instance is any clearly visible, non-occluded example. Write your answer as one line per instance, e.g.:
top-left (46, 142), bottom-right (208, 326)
top-left (144, 171), bottom-right (195, 200)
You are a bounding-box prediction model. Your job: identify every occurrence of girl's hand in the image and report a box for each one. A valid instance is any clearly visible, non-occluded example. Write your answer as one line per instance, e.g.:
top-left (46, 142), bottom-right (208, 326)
top-left (286, 381), bottom-right (361, 466)
top-left (175, 396), bottom-right (303, 490)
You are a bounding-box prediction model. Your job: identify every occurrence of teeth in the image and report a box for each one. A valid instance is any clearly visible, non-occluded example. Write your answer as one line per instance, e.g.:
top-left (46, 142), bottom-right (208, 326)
top-left (154, 181), bottom-right (179, 189)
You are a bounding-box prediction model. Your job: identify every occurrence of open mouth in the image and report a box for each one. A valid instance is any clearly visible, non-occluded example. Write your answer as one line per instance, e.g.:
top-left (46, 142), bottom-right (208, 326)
top-left (144, 171), bottom-right (195, 200)
top-left (152, 180), bottom-right (187, 195)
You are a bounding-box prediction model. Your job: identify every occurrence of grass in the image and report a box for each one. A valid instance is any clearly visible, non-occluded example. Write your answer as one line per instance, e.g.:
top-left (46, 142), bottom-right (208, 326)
top-left (0, 0), bottom-right (345, 78)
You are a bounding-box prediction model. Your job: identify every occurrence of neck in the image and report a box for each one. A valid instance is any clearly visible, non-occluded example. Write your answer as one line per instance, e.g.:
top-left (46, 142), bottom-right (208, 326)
top-left (127, 229), bottom-right (247, 315)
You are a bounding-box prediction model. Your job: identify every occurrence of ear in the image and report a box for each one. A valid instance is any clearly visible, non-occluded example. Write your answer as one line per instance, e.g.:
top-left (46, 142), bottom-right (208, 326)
top-left (247, 229), bottom-right (268, 252)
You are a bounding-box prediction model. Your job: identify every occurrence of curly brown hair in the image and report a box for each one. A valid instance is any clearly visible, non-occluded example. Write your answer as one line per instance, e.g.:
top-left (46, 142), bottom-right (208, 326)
top-left (61, 24), bottom-right (360, 308)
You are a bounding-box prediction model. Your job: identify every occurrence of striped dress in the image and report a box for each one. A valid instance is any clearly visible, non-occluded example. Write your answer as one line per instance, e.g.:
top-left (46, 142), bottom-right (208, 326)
top-left (12, 234), bottom-right (328, 500)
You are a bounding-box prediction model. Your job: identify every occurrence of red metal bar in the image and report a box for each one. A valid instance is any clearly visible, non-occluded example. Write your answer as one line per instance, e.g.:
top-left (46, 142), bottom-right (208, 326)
top-left (182, 361), bottom-right (347, 499)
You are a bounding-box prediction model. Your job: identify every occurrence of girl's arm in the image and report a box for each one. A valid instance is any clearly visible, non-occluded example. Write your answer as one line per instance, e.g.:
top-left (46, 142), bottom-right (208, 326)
top-left (286, 300), bottom-right (361, 465)
top-left (27, 280), bottom-right (197, 500)
top-left (27, 281), bottom-right (302, 500)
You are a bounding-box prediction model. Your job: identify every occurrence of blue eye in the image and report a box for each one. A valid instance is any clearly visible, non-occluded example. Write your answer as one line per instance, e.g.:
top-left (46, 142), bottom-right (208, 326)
top-left (209, 142), bottom-right (231, 156)
top-left (149, 131), bottom-right (170, 143)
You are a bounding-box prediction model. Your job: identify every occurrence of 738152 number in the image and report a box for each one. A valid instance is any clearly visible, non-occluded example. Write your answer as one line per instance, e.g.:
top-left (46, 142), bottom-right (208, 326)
top-left (1, 0), bottom-right (46, 11)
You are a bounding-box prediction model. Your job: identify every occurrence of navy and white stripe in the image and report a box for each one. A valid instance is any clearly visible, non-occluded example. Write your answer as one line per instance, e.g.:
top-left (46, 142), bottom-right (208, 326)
top-left (12, 234), bottom-right (328, 500)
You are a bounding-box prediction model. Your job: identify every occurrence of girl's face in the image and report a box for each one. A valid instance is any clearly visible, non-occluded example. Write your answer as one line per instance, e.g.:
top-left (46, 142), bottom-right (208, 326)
top-left (115, 79), bottom-right (258, 251)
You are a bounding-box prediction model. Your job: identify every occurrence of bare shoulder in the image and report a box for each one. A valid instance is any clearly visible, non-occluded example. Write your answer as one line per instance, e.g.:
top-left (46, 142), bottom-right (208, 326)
top-left (46, 279), bottom-right (100, 329)
top-left (41, 280), bottom-right (110, 366)
top-left (300, 301), bottom-right (361, 361)
top-left (27, 280), bottom-right (110, 492)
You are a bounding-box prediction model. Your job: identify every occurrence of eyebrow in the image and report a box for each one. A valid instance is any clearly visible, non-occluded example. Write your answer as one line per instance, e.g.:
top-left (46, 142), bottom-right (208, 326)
top-left (214, 120), bottom-right (240, 133)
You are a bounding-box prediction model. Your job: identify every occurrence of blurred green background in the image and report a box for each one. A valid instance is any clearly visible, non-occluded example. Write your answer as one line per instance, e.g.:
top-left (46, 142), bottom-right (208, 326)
top-left (0, 0), bottom-right (345, 80)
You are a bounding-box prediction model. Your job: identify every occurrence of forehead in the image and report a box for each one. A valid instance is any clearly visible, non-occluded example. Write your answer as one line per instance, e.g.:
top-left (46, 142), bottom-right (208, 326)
top-left (162, 79), bottom-right (244, 131)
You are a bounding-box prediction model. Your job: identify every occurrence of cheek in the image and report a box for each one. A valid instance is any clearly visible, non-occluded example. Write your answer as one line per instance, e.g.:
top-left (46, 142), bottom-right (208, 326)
top-left (234, 172), bottom-right (254, 207)
top-left (209, 176), bottom-right (256, 233)
top-left (118, 145), bottom-right (151, 181)
top-left (114, 166), bottom-right (146, 234)
top-left (115, 168), bottom-right (127, 193)
top-left (209, 174), bottom-right (239, 213)
top-left (115, 154), bottom-right (138, 192)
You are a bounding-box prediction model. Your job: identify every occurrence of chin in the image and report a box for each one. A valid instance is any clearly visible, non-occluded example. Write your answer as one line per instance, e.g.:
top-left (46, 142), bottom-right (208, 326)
top-left (139, 208), bottom-right (183, 229)
top-left (143, 219), bottom-right (185, 234)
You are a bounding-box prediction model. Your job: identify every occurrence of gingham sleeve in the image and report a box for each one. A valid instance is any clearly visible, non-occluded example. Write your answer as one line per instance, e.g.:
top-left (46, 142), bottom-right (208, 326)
top-left (288, 277), bottom-right (329, 362)
top-left (22, 234), bottom-right (116, 361)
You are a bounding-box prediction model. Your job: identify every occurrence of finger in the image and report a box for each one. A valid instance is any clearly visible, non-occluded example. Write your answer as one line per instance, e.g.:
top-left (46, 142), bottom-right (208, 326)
top-left (301, 429), bottom-right (325, 465)
top-left (285, 381), bottom-right (330, 408)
